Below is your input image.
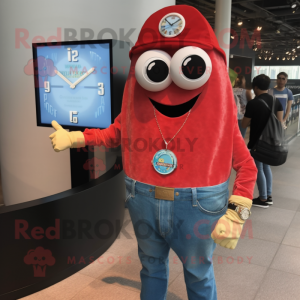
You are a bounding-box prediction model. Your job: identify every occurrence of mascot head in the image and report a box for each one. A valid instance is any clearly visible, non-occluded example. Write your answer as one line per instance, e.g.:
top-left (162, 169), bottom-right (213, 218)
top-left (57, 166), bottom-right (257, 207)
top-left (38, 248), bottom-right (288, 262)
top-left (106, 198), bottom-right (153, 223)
top-left (123, 5), bottom-right (234, 123)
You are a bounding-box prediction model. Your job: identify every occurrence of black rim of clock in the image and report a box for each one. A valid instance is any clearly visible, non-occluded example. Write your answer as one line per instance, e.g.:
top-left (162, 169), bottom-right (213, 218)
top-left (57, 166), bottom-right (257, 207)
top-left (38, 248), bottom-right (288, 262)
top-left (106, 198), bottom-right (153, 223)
top-left (32, 39), bottom-right (116, 132)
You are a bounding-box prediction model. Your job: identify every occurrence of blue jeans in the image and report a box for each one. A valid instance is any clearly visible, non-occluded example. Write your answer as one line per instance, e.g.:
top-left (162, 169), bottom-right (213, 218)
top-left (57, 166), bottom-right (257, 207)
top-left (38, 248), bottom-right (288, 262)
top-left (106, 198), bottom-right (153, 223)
top-left (238, 119), bottom-right (247, 138)
top-left (254, 159), bottom-right (272, 199)
top-left (125, 175), bottom-right (229, 300)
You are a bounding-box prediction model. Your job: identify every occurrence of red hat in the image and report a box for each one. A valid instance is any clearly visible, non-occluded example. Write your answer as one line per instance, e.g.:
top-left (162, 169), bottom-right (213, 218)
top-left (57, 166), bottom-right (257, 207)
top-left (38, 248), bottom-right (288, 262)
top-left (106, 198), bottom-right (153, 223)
top-left (129, 5), bottom-right (226, 62)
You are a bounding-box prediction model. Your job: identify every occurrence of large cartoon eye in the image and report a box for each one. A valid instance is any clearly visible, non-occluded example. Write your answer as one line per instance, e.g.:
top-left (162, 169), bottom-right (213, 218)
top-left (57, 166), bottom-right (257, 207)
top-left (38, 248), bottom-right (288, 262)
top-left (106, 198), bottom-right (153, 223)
top-left (135, 50), bottom-right (172, 92)
top-left (170, 47), bottom-right (212, 90)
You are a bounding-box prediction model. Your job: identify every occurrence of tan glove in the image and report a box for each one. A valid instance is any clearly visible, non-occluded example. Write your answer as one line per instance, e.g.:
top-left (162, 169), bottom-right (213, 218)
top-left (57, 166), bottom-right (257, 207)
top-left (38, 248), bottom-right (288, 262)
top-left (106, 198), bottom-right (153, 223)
top-left (211, 195), bottom-right (252, 249)
top-left (49, 121), bottom-right (85, 152)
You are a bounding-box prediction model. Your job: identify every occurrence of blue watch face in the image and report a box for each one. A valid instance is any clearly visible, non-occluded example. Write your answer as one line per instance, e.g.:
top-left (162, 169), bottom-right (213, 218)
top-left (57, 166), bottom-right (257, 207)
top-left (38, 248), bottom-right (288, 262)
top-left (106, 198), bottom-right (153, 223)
top-left (34, 42), bottom-right (112, 128)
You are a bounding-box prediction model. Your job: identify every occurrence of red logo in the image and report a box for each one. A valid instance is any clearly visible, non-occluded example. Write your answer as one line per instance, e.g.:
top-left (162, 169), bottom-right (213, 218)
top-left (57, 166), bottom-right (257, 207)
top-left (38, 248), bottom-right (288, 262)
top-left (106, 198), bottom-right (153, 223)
top-left (83, 158), bottom-right (106, 179)
top-left (24, 247), bottom-right (55, 277)
top-left (24, 56), bottom-right (57, 88)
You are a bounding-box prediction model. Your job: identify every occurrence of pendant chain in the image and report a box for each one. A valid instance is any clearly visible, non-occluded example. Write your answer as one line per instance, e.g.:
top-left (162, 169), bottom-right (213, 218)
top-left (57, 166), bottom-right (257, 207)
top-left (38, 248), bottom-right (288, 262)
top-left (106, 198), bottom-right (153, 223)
top-left (153, 106), bottom-right (192, 149)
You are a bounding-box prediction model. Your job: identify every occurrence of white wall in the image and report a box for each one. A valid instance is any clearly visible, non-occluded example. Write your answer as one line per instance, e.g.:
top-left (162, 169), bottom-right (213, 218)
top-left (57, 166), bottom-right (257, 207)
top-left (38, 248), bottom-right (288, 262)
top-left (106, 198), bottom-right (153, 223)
top-left (0, 0), bottom-right (175, 205)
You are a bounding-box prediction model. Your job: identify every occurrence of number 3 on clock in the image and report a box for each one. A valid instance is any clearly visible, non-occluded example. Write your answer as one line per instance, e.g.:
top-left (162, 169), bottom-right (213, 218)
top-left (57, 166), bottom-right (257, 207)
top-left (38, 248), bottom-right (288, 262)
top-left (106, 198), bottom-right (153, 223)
top-left (98, 82), bottom-right (104, 96)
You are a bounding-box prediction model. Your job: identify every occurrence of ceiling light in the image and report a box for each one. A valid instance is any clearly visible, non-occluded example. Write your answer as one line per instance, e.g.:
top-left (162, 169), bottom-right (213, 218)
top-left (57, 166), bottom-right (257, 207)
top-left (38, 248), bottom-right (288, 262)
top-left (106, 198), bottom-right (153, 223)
top-left (287, 56), bottom-right (291, 60)
top-left (283, 57), bottom-right (286, 60)
top-left (256, 19), bottom-right (263, 31)
top-left (292, 48), bottom-right (296, 51)
top-left (276, 25), bottom-right (281, 34)
top-left (286, 51), bottom-right (290, 54)
top-left (269, 57), bottom-right (272, 60)
top-left (297, 45), bottom-right (300, 48)
top-left (264, 56), bottom-right (268, 60)
top-left (292, 56), bottom-right (296, 60)
top-left (231, 35), bottom-right (235, 39)
top-left (277, 56), bottom-right (280, 60)
top-left (237, 18), bottom-right (243, 26)
top-left (291, 2), bottom-right (297, 9)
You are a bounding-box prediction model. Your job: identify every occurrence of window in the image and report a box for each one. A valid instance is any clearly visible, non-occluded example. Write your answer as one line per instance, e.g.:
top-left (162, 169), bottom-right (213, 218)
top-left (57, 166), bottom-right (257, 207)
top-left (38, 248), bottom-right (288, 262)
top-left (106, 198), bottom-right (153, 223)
top-left (254, 66), bottom-right (300, 79)
top-left (254, 66), bottom-right (269, 77)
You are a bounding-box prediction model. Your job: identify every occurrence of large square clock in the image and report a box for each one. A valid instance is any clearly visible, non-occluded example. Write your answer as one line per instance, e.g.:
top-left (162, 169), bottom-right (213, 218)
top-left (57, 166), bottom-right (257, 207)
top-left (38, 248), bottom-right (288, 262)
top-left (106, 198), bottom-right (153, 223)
top-left (32, 39), bottom-right (129, 130)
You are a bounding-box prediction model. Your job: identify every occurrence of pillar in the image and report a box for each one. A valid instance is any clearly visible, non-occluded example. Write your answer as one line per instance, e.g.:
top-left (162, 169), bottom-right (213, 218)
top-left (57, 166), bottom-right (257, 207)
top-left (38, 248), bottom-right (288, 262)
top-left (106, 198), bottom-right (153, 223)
top-left (215, 0), bottom-right (232, 66)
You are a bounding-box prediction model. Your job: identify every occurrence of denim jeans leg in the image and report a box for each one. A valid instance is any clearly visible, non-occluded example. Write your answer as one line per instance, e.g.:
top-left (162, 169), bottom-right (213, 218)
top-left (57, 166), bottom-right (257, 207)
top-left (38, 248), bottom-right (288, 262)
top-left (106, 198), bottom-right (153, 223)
top-left (255, 159), bottom-right (267, 199)
top-left (238, 119), bottom-right (247, 138)
top-left (125, 184), bottom-right (170, 299)
top-left (262, 164), bottom-right (273, 196)
top-left (166, 184), bottom-right (229, 300)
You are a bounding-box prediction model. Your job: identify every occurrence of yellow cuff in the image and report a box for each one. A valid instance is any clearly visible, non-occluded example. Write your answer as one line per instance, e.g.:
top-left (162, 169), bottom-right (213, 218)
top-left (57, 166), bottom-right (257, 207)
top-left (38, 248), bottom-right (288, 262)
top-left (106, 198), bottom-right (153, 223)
top-left (229, 195), bottom-right (252, 210)
top-left (69, 131), bottom-right (86, 148)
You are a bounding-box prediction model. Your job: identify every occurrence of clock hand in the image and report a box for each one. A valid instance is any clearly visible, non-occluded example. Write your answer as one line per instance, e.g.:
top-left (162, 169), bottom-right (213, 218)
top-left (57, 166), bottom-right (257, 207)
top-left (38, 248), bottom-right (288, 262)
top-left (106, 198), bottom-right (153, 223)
top-left (54, 70), bottom-right (74, 87)
top-left (163, 24), bottom-right (171, 30)
top-left (165, 18), bottom-right (172, 26)
top-left (71, 67), bottom-right (95, 88)
top-left (171, 19), bottom-right (181, 26)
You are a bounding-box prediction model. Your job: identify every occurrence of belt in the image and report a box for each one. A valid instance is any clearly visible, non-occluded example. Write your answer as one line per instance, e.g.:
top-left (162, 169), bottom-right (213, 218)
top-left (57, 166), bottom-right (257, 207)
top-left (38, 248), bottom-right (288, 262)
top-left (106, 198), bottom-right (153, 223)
top-left (154, 186), bottom-right (175, 201)
top-left (125, 175), bottom-right (229, 202)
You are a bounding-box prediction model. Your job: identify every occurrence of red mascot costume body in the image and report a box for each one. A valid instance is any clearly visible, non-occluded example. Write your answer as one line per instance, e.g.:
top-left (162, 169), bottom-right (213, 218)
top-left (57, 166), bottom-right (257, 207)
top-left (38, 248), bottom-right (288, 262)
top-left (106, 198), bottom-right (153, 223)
top-left (50, 5), bottom-right (257, 299)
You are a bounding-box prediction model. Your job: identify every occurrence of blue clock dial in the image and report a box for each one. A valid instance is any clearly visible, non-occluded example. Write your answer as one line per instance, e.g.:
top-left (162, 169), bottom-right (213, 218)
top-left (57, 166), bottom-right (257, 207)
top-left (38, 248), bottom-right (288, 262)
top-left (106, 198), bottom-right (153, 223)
top-left (35, 43), bottom-right (112, 128)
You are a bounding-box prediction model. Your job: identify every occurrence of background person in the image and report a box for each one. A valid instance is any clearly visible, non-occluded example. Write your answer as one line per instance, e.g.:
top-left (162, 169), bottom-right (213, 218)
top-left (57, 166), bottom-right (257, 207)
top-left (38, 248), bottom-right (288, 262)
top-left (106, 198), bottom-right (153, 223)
top-left (242, 74), bottom-right (283, 208)
top-left (233, 74), bottom-right (252, 138)
top-left (269, 72), bottom-right (294, 128)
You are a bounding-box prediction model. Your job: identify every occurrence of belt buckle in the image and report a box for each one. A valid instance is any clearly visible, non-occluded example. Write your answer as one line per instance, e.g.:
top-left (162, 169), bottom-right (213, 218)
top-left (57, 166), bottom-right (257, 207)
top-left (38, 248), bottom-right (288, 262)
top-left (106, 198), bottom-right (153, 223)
top-left (155, 186), bottom-right (174, 201)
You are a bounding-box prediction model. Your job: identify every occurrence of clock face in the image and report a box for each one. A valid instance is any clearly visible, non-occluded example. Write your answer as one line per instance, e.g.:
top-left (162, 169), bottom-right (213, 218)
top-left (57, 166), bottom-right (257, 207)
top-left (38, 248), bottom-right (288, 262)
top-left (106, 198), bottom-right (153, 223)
top-left (159, 13), bottom-right (185, 38)
top-left (34, 42), bottom-right (112, 129)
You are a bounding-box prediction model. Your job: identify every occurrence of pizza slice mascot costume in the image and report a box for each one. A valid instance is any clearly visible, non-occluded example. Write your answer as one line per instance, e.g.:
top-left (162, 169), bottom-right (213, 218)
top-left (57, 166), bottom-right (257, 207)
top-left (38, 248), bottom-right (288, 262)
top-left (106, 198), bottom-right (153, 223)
top-left (49, 5), bottom-right (257, 300)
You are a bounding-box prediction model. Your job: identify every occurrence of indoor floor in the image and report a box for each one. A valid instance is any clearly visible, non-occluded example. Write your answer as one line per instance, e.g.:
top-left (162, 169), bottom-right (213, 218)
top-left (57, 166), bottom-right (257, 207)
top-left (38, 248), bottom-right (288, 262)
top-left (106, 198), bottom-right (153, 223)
top-left (15, 135), bottom-right (300, 300)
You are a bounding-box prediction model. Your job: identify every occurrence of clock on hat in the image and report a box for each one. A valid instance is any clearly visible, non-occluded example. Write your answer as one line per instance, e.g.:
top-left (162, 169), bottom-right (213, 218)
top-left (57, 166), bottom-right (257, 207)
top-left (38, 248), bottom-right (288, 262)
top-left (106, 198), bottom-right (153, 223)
top-left (158, 12), bottom-right (186, 38)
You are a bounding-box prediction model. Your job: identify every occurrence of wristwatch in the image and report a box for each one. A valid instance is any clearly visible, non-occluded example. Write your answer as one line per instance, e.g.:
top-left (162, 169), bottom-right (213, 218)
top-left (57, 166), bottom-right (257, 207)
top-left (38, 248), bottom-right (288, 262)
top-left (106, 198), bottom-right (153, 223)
top-left (228, 203), bottom-right (251, 221)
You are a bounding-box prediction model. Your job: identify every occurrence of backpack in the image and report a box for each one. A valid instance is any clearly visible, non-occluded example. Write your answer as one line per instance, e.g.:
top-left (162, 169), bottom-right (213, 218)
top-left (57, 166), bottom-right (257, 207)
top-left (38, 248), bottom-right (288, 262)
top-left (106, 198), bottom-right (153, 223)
top-left (250, 97), bottom-right (288, 166)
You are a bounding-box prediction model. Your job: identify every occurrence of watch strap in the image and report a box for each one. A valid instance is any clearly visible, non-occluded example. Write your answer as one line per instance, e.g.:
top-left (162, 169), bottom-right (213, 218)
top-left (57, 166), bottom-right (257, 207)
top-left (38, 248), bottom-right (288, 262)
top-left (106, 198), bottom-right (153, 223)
top-left (228, 203), bottom-right (237, 211)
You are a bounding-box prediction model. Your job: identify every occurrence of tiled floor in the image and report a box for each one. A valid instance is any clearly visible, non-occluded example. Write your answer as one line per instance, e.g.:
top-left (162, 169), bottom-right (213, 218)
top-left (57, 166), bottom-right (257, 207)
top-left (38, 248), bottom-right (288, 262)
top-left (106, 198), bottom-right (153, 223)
top-left (17, 135), bottom-right (300, 300)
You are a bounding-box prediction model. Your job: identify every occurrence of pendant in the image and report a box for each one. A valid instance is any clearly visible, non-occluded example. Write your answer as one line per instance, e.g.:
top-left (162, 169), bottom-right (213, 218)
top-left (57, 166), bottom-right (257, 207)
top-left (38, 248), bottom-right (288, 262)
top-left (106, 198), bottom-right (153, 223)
top-left (152, 149), bottom-right (177, 175)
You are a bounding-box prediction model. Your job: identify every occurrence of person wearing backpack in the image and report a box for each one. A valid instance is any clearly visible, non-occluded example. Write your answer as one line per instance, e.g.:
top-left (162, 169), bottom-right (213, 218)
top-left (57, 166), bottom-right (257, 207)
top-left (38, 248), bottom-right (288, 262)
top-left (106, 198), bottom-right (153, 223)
top-left (241, 74), bottom-right (283, 208)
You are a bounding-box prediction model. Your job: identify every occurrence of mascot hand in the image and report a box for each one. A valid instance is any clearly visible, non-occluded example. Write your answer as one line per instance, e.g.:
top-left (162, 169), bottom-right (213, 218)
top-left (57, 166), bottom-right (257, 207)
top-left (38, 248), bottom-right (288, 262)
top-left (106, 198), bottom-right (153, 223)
top-left (49, 121), bottom-right (85, 152)
top-left (211, 196), bottom-right (252, 249)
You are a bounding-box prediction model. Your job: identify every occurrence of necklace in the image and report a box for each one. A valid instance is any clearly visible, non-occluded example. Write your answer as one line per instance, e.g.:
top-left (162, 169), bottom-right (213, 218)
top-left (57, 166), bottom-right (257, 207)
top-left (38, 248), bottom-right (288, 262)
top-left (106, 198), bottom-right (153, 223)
top-left (152, 106), bottom-right (192, 175)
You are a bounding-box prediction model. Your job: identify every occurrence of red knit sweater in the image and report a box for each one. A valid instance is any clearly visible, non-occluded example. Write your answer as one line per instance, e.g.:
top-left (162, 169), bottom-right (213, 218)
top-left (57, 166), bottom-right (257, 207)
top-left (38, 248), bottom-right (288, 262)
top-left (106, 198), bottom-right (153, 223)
top-left (83, 49), bottom-right (257, 199)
